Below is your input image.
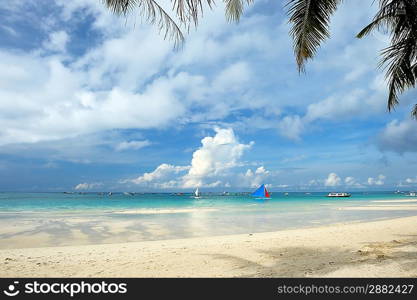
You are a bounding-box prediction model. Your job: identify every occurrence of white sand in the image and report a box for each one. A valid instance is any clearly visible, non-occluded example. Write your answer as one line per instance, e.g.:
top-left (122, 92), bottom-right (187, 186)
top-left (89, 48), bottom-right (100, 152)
top-left (1, 216), bottom-right (417, 277)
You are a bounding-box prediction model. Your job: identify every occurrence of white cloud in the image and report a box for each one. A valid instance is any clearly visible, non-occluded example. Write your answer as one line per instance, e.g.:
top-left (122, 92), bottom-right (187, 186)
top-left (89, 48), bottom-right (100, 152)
top-left (378, 119), bottom-right (417, 153)
top-left (405, 177), bottom-right (417, 184)
top-left (43, 31), bottom-right (69, 52)
top-left (308, 179), bottom-right (320, 186)
top-left (211, 62), bottom-right (251, 93)
top-left (399, 176), bottom-right (417, 187)
top-left (281, 154), bottom-right (307, 163)
top-left (344, 176), bottom-right (364, 188)
top-left (0, 1), bottom-right (285, 150)
top-left (1, 25), bottom-right (18, 37)
top-left (74, 182), bottom-right (102, 190)
top-left (276, 184), bottom-right (289, 188)
top-left (325, 173), bottom-right (341, 187)
top-left (241, 166), bottom-right (270, 188)
top-left (182, 128), bottom-right (254, 188)
top-left (367, 174), bottom-right (386, 186)
top-left (277, 115), bottom-right (304, 141)
top-left (344, 176), bottom-right (356, 185)
top-left (129, 164), bottom-right (189, 187)
top-left (115, 140), bottom-right (151, 151)
top-left (126, 128), bottom-right (254, 188)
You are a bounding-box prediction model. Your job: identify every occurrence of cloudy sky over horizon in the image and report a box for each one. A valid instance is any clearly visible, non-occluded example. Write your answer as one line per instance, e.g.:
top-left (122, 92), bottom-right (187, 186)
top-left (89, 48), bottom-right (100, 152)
top-left (1, 0), bottom-right (417, 192)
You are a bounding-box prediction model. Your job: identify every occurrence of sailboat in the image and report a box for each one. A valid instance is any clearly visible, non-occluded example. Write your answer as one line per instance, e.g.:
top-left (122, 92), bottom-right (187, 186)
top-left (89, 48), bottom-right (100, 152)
top-left (251, 184), bottom-right (270, 199)
top-left (194, 187), bottom-right (201, 199)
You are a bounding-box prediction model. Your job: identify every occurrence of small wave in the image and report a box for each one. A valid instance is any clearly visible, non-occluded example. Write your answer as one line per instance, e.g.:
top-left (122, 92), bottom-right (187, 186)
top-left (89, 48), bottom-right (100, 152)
top-left (372, 200), bottom-right (417, 203)
top-left (113, 208), bottom-right (218, 215)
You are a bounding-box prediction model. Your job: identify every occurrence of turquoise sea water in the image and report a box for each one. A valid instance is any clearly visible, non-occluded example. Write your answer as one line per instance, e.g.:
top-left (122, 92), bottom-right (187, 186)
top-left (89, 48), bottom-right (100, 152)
top-left (0, 191), bottom-right (416, 248)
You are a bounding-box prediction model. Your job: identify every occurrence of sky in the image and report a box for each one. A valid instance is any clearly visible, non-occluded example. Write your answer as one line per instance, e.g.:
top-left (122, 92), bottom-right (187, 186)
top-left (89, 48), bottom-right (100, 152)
top-left (1, 0), bottom-right (417, 192)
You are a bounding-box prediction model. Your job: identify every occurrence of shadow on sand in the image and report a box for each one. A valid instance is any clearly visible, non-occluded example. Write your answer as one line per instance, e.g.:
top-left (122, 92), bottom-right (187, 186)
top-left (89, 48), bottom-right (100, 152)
top-left (205, 237), bottom-right (417, 277)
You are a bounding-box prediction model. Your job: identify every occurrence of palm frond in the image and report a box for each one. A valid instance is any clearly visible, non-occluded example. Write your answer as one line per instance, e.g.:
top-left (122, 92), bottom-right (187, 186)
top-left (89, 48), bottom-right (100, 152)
top-left (358, 0), bottom-right (417, 113)
top-left (105, 0), bottom-right (217, 46)
top-left (356, 15), bottom-right (388, 38)
top-left (171, 0), bottom-right (214, 28)
top-left (286, 0), bottom-right (341, 72)
top-left (224, 0), bottom-right (253, 22)
top-left (411, 103), bottom-right (417, 119)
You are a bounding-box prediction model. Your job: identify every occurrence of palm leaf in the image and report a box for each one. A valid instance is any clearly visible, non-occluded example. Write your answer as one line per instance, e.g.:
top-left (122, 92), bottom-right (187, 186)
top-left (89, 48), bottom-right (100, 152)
top-left (104, 0), bottom-right (184, 47)
top-left (286, 0), bottom-right (341, 72)
top-left (411, 103), bottom-right (417, 119)
top-left (172, 0), bottom-right (214, 27)
top-left (104, 0), bottom-right (215, 47)
top-left (357, 0), bottom-right (417, 113)
top-left (224, 0), bottom-right (253, 22)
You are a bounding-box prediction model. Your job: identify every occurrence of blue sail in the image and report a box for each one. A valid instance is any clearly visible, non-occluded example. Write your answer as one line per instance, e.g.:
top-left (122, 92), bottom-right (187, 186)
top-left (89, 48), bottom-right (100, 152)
top-left (252, 184), bottom-right (266, 197)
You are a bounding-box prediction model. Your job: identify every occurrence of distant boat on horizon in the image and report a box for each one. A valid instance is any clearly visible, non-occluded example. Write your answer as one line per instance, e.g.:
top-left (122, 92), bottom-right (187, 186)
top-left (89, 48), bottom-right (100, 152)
top-left (251, 184), bottom-right (270, 199)
top-left (327, 192), bottom-right (351, 197)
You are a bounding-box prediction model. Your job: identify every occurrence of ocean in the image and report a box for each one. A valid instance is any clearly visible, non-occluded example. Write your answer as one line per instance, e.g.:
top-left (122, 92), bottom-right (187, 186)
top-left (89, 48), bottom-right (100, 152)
top-left (0, 191), bottom-right (416, 249)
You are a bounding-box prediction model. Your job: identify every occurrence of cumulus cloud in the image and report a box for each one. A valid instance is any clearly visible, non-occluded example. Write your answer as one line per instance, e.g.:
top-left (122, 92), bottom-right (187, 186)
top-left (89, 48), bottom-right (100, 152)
top-left (115, 140), bottom-right (151, 151)
top-left (367, 174), bottom-right (386, 186)
top-left (126, 128), bottom-right (254, 188)
top-left (241, 166), bottom-right (270, 188)
top-left (182, 128), bottom-right (254, 187)
top-left (325, 173), bottom-right (341, 187)
top-left (74, 182), bottom-right (102, 190)
top-left (344, 176), bottom-right (364, 188)
top-left (129, 164), bottom-right (189, 188)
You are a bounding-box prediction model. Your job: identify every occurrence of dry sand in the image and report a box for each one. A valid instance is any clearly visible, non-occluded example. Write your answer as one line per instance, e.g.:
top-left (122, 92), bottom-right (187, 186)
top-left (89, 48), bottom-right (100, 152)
top-left (1, 216), bottom-right (417, 277)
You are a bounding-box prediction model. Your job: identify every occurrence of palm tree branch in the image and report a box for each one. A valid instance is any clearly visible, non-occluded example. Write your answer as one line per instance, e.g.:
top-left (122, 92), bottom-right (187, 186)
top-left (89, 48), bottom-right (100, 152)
top-left (224, 0), bottom-right (253, 22)
top-left (286, 0), bottom-right (342, 73)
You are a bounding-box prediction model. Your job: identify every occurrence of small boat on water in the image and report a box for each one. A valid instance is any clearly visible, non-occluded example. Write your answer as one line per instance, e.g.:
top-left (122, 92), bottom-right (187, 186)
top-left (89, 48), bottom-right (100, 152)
top-left (123, 192), bottom-right (134, 196)
top-left (194, 187), bottom-right (201, 199)
top-left (252, 184), bottom-right (270, 199)
top-left (327, 192), bottom-right (351, 197)
top-left (406, 191), bottom-right (417, 197)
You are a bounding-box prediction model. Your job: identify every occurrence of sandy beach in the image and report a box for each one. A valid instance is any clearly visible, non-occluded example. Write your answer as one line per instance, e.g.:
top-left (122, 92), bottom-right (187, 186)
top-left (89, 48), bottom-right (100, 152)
top-left (1, 215), bottom-right (416, 277)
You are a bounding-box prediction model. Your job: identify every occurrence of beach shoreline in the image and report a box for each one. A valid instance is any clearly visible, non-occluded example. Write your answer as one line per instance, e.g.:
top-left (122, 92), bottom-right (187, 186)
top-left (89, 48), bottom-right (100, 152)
top-left (1, 215), bottom-right (417, 277)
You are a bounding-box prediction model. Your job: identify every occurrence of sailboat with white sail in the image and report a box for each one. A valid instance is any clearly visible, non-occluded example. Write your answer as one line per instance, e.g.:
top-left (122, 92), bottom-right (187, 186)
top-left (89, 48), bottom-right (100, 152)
top-left (194, 187), bottom-right (201, 199)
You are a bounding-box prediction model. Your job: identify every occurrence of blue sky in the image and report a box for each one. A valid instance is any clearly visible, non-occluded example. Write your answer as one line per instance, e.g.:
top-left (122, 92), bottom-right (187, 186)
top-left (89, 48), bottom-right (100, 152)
top-left (1, 0), bottom-right (417, 192)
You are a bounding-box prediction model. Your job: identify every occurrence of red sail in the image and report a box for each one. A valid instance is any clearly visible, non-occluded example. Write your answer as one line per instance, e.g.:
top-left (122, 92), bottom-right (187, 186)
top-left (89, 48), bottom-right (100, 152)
top-left (264, 187), bottom-right (270, 198)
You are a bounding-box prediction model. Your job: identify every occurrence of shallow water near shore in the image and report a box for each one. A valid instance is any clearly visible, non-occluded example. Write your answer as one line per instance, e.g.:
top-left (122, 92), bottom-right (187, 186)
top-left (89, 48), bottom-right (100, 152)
top-left (1, 191), bottom-right (416, 249)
